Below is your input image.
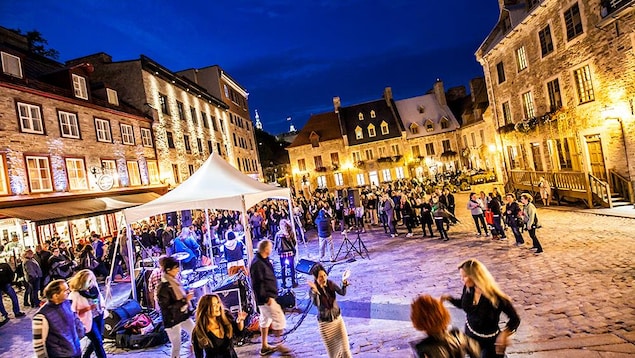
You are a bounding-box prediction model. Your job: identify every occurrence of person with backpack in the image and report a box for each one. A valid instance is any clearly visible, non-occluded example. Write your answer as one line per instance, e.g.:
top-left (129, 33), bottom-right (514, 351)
top-left (521, 193), bottom-right (543, 254)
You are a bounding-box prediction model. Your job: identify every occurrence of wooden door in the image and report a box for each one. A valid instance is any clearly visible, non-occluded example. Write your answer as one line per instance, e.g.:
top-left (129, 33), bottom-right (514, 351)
top-left (531, 143), bottom-right (544, 171)
top-left (586, 135), bottom-right (606, 181)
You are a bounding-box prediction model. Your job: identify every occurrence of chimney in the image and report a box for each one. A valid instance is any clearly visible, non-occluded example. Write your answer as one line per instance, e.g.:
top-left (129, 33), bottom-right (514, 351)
top-left (446, 86), bottom-right (467, 102)
top-left (383, 87), bottom-right (393, 107)
top-left (433, 79), bottom-right (447, 106)
top-left (333, 96), bottom-right (341, 113)
top-left (0, 27), bottom-right (29, 51)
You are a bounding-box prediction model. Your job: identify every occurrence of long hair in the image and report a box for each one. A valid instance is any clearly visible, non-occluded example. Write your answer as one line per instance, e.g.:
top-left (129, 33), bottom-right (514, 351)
top-left (459, 259), bottom-right (509, 307)
top-left (68, 269), bottom-right (96, 291)
top-left (193, 294), bottom-right (233, 348)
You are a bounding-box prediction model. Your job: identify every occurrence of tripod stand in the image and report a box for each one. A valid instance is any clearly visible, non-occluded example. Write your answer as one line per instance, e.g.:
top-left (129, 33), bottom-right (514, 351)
top-left (335, 227), bottom-right (370, 261)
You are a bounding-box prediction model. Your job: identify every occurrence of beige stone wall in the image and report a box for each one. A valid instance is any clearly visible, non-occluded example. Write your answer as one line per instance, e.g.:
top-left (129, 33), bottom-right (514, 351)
top-left (479, 0), bottom-right (635, 184)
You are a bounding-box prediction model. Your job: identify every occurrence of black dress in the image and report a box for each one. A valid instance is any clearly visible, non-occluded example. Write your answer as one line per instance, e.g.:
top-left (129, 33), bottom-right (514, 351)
top-left (411, 328), bottom-right (480, 358)
top-left (192, 315), bottom-right (240, 358)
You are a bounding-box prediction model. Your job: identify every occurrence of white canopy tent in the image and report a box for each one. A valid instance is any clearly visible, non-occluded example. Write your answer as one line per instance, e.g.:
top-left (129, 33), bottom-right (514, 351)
top-left (120, 152), bottom-right (292, 300)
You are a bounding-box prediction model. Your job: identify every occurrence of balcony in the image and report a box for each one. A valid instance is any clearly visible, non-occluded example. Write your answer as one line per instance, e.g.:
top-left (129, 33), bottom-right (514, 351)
top-left (601, 0), bottom-right (635, 18)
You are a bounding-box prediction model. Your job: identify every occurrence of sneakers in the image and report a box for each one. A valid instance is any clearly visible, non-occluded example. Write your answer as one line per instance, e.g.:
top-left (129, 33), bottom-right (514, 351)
top-left (390, 234), bottom-right (396, 238)
top-left (476, 233), bottom-right (482, 237)
top-left (406, 233), bottom-right (413, 238)
top-left (534, 250), bottom-right (543, 254)
top-left (14, 312), bottom-right (26, 318)
top-left (485, 233), bottom-right (491, 237)
top-left (260, 346), bottom-right (277, 356)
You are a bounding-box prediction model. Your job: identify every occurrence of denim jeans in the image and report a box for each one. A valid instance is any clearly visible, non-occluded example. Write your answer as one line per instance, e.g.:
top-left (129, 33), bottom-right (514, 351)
top-left (83, 313), bottom-right (107, 358)
top-left (0, 283), bottom-right (21, 317)
top-left (492, 216), bottom-right (506, 238)
top-left (472, 214), bottom-right (488, 234)
top-left (509, 224), bottom-right (525, 244)
top-left (25, 278), bottom-right (41, 307)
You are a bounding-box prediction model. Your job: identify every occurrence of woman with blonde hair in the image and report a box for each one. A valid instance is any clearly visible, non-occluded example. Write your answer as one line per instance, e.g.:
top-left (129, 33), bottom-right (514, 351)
top-left (441, 259), bottom-right (520, 358)
top-left (68, 269), bottom-right (107, 358)
top-left (191, 294), bottom-right (247, 358)
top-left (410, 294), bottom-right (480, 357)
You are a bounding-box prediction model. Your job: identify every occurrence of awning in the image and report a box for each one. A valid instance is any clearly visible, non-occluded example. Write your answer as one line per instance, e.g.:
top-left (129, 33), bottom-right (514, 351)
top-left (0, 192), bottom-right (161, 225)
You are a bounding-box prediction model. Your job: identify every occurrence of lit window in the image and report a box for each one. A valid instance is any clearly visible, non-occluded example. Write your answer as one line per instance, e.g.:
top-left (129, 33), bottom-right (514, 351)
top-left (184, 135), bottom-right (191, 153)
top-left (370, 110), bottom-right (376, 118)
top-left (368, 124), bottom-right (376, 137)
top-left (516, 46), bottom-right (528, 72)
top-left (395, 167), bottom-right (405, 179)
top-left (502, 101), bottom-right (512, 125)
top-left (381, 169), bottom-right (392, 182)
top-left (356, 173), bottom-right (366, 186)
top-left (106, 88), bottom-right (119, 105)
top-left (522, 91), bottom-right (535, 119)
top-left (317, 175), bottom-right (327, 188)
top-left (94, 118), bottom-right (112, 142)
top-left (177, 101), bottom-right (185, 120)
top-left (127, 161), bottom-right (142, 186)
top-left (141, 128), bottom-right (153, 147)
top-left (358, 112), bottom-right (364, 120)
top-left (334, 172), bottom-right (344, 186)
top-left (26, 156), bottom-right (52, 193)
top-left (1, 51), bottom-right (22, 78)
top-left (0, 155), bottom-right (9, 195)
top-left (224, 84), bottom-right (229, 98)
top-left (440, 117), bottom-right (449, 129)
top-left (147, 160), bottom-right (160, 184)
top-left (355, 126), bottom-right (363, 139)
top-left (66, 158), bottom-right (88, 190)
top-left (72, 74), bottom-right (88, 100)
top-left (159, 93), bottom-right (169, 114)
top-left (352, 152), bottom-right (361, 162)
top-left (380, 121), bottom-right (389, 135)
top-left (101, 159), bottom-right (119, 187)
top-left (425, 143), bottom-right (435, 156)
top-left (425, 120), bottom-right (434, 132)
top-left (58, 111), bottom-right (80, 139)
top-left (391, 144), bottom-right (400, 155)
top-left (121, 124), bottom-right (135, 145)
top-left (17, 102), bottom-right (44, 134)
top-left (573, 65), bottom-right (595, 104)
top-left (564, 3), bottom-right (584, 41)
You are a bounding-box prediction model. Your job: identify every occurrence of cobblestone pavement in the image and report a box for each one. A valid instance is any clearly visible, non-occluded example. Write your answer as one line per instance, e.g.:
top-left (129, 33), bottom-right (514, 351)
top-left (1, 193), bottom-right (634, 357)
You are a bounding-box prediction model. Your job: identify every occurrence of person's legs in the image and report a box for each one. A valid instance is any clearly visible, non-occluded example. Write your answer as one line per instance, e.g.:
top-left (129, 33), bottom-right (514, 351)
top-left (478, 214), bottom-right (489, 235)
top-left (511, 225), bottom-right (525, 245)
top-left (319, 236), bottom-right (326, 261)
top-left (405, 216), bottom-right (413, 235)
top-left (327, 236), bottom-right (334, 261)
top-left (528, 228), bottom-right (543, 252)
top-left (288, 255), bottom-right (297, 286)
top-left (435, 219), bottom-right (448, 240)
top-left (0, 285), bottom-right (9, 318)
top-left (83, 316), bottom-right (106, 358)
top-left (493, 216), bottom-right (506, 239)
top-left (23, 281), bottom-right (32, 307)
top-left (30, 278), bottom-right (41, 307)
top-left (165, 323), bottom-right (182, 358)
top-left (4, 284), bottom-right (22, 315)
top-left (472, 215), bottom-right (482, 234)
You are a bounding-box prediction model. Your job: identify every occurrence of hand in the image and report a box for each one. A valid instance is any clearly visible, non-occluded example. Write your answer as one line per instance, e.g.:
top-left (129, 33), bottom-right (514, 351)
top-left (267, 297), bottom-right (275, 306)
top-left (186, 292), bottom-right (194, 301)
top-left (342, 279), bottom-right (349, 286)
top-left (307, 281), bottom-right (317, 292)
top-left (495, 331), bottom-right (509, 354)
top-left (236, 311), bottom-right (247, 322)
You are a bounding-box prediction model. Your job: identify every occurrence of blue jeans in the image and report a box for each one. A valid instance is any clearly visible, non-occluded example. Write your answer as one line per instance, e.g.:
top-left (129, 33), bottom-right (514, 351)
top-left (492, 216), bottom-right (506, 238)
top-left (0, 283), bottom-right (21, 317)
top-left (509, 224), bottom-right (524, 244)
top-left (83, 313), bottom-right (106, 358)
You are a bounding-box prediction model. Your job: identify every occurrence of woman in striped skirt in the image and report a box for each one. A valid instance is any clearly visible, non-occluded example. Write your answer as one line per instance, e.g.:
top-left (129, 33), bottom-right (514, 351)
top-left (308, 264), bottom-right (352, 358)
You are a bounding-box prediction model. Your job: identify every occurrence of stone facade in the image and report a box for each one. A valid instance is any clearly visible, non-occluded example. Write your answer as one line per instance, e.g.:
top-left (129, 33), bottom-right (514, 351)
top-left (476, 0), bottom-right (635, 194)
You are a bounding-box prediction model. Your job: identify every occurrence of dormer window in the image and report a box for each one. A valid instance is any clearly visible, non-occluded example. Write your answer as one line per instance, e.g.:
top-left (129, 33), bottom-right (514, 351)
top-left (425, 119), bottom-right (434, 132)
top-left (358, 112), bottom-right (364, 120)
top-left (106, 88), bottom-right (119, 106)
top-left (355, 126), bottom-right (363, 139)
top-left (72, 74), bottom-right (88, 100)
top-left (309, 131), bottom-right (320, 147)
top-left (1, 52), bottom-right (22, 78)
top-left (368, 124), bottom-right (376, 137)
top-left (370, 110), bottom-right (376, 118)
top-left (440, 117), bottom-right (449, 129)
top-left (418, 105), bottom-right (425, 114)
top-left (410, 123), bottom-right (419, 134)
top-left (380, 121), bottom-right (389, 135)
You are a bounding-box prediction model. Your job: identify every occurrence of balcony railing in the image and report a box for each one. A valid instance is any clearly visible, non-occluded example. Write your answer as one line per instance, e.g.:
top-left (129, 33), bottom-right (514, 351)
top-left (609, 169), bottom-right (635, 203)
top-left (601, 0), bottom-right (635, 18)
top-left (509, 170), bottom-right (596, 207)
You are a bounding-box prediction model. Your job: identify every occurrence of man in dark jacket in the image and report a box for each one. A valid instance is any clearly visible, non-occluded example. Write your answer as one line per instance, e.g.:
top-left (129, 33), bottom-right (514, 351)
top-left (505, 193), bottom-right (525, 246)
top-left (315, 207), bottom-right (334, 262)
top-left (0, 261), bottom-right (25, 325)
top-left (250, 239), bottom-right (290, 356)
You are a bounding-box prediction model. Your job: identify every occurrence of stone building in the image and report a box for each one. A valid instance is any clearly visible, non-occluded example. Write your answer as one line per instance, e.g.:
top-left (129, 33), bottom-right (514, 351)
top-left (476, 0), bottom-right (635, 207)
top-left (177, 65), bottom-right (262, 180)
top-left (0, 27), bottom-right (164, 248)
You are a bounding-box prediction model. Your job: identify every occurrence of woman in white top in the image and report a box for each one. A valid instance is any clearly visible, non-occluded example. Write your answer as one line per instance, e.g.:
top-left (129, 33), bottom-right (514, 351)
top-left (538, 177), bottom-right (552, 206)
top-left (69, 269), bottom-right (107, 358)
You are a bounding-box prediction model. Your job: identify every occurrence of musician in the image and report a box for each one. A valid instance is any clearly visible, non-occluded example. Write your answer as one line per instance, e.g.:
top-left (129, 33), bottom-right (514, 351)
top-left (223, 231), bottom-right (247, 276)
top-left (173, 227), bottom-right (199, 270)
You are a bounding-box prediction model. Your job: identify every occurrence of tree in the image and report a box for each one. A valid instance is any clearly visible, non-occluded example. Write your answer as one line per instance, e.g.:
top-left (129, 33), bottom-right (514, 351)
top-left (11, 29), bottom-right (60, 60)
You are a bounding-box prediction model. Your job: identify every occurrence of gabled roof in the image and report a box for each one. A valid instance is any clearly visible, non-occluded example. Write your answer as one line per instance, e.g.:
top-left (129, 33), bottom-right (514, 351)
top-left (476, 2), bottom-right (531, 57)
top-left (287, 111), bottom-right (341, 148)
top-left (395, 94), bottom-right (460, 139)
top-left (339, 98), bottom-right (402, 146)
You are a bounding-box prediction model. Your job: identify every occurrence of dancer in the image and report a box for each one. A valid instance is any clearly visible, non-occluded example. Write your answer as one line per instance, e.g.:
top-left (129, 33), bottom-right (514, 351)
top-left (442, 259), bottom-right (520, 358)
top-left (192, 294), bottom-right (247, 358)
top-left (308, 264), bottom-right (352, 358)
top-left (69, 269), bottom-right (107, 358)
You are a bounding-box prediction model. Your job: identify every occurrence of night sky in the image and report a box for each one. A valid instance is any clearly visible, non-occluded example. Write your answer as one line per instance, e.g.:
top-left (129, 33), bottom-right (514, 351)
top-left (0, 0), bottom-right (500, 134)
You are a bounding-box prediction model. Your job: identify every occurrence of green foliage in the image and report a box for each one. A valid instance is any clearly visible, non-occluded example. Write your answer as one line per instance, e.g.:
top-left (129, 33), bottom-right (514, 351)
top-left (11, 28), bottom-right (60, 60)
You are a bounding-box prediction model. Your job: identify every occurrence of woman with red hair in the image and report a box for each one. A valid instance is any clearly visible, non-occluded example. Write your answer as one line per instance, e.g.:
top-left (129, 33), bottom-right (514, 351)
top-left (410, 294), bottom-right (480, 357)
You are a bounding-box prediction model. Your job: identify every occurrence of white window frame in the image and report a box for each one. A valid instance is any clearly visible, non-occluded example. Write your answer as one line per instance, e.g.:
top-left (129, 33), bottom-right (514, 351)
top-left (379, 147), bottom-right (387, 157)
top-left (127, 161), bottom-right (142, 186)
top-left (425, 119), bottom-right (434, 132)
top-left (58, 111), bottom-right (80, 139)
top-left (334, 172), bottom-right (344, 186)
top-left (365, 149), bottom-right (374, 160)
top-left (381, 168), bottom-right (392, 182)
top-left (1, 51), bottom-right (23, 78)
top-left (120, 124), bottom-right (135, 145)
top-left (72, 74), bottom-right (88, 100)
top-left (516, 46), bottom-right (528, 72)
top-left (0, 154), bottom-right (9, 195)
top-left (380, 121), bottom-right (389, 135)
top-left (141, 128), bottom-right (153, 147)
top-left (17, 102), bottom-right (44, 134)
top-left (147, 160), bottom-right (160, 184)
top-left (106, 88), bottom-right (119, 105)
top-left (368, 124), bottom-right (376, 137)
top-left (317, 175), bottom-right (327, 188)
top-left (65, 158), bottom-right (88, 190)
top-left (395, 167), bottom-right (405, 180)
top-left (356, 173), bottom-right (366, 186)
top-left (355, 126), bottom-right (363, 139)
top-left (370, 110), bottom-right (376, 118)
top-left (101, 159), bottom-right (119, 187)
top-left (95, 118), bottom-right (112, 142)
top-left (358, 112), bottom-right (364, 120)
top-left (26, 155), bottom-right (53, 193)
top-left (391, 144), bottom-right (400, 155)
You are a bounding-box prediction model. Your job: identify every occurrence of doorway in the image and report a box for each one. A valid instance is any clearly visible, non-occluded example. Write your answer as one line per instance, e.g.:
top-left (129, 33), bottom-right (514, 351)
top-left (585, 135), bottom-right (607, 181)
top-left (368, 171), bottom-right (379, 186)
top-left (530, 143), bottom-right (544, 171)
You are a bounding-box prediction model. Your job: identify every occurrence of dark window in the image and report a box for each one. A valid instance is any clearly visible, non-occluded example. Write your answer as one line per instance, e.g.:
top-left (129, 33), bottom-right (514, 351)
top-left (159, 93), bottom-right (169, 114)
top-left (298, 159), bottom-right (306, 171)
top-left (564, 3), bottom-right (584, 41)
top-left (412, 145), bottom-right (420, 157)
top-left (539, 25), bottom-right (554, 57)
top-left (201, 112), bottom-right (208, 128)
top-left (216, 142), bottom-right (222, 154)
top-left (440, 118), bottom-right (449, 129)
top-left (556, 138), bottom-right (574, 169)
top-left (188, 164), bottom-right (195, 176)
top-left (496, 62), bottom-right (506, 84)
top-left (442, 140), bottom-right (451, 152)
top-left (207, 140), bottom-right (213, 153)
top-left (172, 164), bottom-right (180, 183)
top-left (166, 131), bottom-right (175, 148)
top-left (211, 116), bottom-right (218, 131)
top-left (313, 156), bottom-right (323, 168)
top-left (425, 143), bottom-right (435, 156)
top-left (197, 138), bottom-right (203, 153)
top-left (233, 133), bottom-right (237, 146)
top-left (184, 135), bottom-right (191, 153)
top-left (502, 101), bottom-right (512, 125)
top-left (190, 107), bottom-right (197, 124)
top-left (177, 101), bottom-right (185, 120)
top-left (547, 78), bottom-right (563, 112)
top-left (330, 152), bottom-right (339, 166)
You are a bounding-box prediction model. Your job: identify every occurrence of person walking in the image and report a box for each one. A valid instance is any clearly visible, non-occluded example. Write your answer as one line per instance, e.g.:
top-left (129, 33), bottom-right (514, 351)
top-left (410, 294), bottom-right (480, 357)
top-left (400, 196), bottom-right (415, 238)
top-left (275, 219), bottom-right (298, 288)
top-left (520, 193), bottom-right (543, 254)
top-left (308, 264), bottom-right (352, 358)
top-left (504, 193), bottom-right (525, 246)
top-left (32, 279), bottom-right (86, 358)
top-left (418, 195), bottom-right (435, 238)
top-left (192, 293), bottom-right (247, 358)
top-left (23, 249), bottom-right (43, 308)
top-left (69, 270), bottom-right (107, 358)
top-left (249, 239), bottom-right (291, 356)
top-left (467, 192), bottom-right (489, 237)
top-left (157, 256), bottom-right (196, 358)
top-left (382, 192), bottom-right (398, 237)
top-left (443, 188), bottom-right (456, 219)
top-left (441, 259), bottom-right (521, 358)
top-left (0, 260), bottom-right (26, 325)
top-left (315, 208), bottom-right (335, 262)
top-left (431, 196), bottom-right (449, 241)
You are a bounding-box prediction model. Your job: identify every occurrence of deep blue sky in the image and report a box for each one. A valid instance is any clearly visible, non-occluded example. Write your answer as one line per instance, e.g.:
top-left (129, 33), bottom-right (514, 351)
top-left (0, 0), bottom-right (500, 134)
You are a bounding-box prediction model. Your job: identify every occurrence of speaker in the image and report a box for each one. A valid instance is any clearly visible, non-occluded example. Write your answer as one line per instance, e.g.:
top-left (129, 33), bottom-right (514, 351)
top-left (181, 210), bottom-right (192, 227)
top-left (348, 189), bottom-right (361, 207)
top-left (213, 272), bottom-right (253, 314)
top-left (296, 259), bottom-right (319, 275)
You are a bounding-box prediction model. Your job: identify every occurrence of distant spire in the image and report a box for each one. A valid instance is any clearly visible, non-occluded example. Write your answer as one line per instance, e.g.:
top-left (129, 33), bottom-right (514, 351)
top-left (255, 109), bottom-right (263, 130)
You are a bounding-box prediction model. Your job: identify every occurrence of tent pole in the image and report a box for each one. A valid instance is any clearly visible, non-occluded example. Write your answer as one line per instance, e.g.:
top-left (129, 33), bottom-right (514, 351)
top-left (123, 215), bottom-right (137, 301)
top-left (286, 196), bottom-right (301, 257)
top-left (241, 197), bottom-right (254, 265)
top-left (204, 208), bottom-right (212, 260)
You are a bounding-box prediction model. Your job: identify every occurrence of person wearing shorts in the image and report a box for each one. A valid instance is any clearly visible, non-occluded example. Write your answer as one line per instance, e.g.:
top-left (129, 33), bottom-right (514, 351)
top-left (250, 239), bottom-right (291, 356)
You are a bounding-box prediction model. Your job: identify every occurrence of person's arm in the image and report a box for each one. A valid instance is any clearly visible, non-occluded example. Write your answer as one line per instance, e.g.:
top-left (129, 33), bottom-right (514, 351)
top-left (331, 280), bottom-right (348, 296)
top-left (32, 313), bottom-right (49, 358)
top-left (157, 284), bottom-right (187, 313)
top-left (527, 204), bottom-right (536, 227)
